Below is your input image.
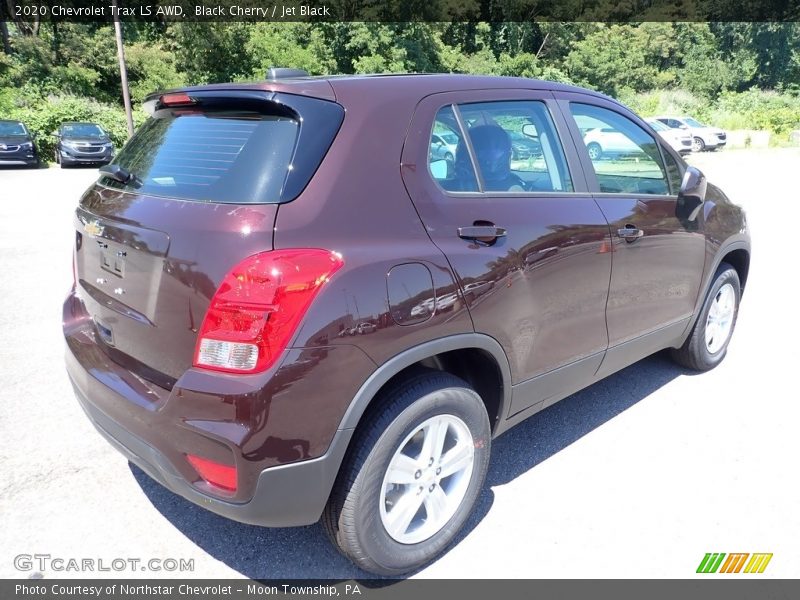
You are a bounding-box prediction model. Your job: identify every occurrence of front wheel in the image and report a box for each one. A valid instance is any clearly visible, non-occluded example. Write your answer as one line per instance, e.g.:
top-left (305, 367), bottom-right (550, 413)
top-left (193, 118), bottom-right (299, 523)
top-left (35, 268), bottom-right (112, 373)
top-left (586, 142), bottom-right (602, 160)
top-left (323, 371), bottom-right (491, 575)
top-left (671, 263), bottom-right (740, 371)
top-left (692, 136), bottom-right (706, 152)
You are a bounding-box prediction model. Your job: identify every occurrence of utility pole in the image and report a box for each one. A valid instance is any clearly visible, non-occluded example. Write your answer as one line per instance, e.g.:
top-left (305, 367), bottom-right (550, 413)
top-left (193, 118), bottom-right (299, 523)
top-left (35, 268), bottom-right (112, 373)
top-left (112, 0), bottom-right (135, 138)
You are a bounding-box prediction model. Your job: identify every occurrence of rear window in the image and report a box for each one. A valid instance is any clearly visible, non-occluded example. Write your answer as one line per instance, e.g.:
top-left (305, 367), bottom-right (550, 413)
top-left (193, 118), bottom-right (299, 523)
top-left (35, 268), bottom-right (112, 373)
top-left (103, 111), bottom-right (299, 204)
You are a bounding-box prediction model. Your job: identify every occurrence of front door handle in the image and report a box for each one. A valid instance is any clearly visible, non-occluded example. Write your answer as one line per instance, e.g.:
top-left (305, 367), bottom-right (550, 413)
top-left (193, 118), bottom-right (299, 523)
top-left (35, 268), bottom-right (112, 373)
top-left (617, 225), bottom-right (644, 240)
top-left (457, 226), bottom-right (508, 241)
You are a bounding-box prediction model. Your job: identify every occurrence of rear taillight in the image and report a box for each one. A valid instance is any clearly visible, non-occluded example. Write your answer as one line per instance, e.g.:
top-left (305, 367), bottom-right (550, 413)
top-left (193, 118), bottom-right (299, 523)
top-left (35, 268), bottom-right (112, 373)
top-left (193, 249), bottom-right (343, 374)
top-left (186, 454), bottom-right (237, 492)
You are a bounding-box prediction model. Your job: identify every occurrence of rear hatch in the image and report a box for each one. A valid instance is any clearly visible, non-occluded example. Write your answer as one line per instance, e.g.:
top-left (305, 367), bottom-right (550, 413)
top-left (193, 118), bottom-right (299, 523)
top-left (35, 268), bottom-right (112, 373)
top-left (73, 88), bottom-right (344, 387)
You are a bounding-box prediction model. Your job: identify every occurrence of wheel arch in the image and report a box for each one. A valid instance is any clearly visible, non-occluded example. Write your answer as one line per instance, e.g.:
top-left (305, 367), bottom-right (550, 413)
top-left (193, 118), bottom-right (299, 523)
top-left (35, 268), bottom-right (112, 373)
top-left (337, 334), bottom-right (512, 436)
top-left (679, 240), bottom-right (750, 345)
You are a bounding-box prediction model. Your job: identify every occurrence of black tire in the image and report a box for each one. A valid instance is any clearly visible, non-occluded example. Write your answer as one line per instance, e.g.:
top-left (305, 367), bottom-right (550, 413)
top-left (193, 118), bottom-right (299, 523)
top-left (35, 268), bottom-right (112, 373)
top-left (586, 142), bottom-right (602, 161)
top-left (671, 263), bottom-right (741, 371)
top-left (322, 371), bottom-right (491, 576)
top-left (692, 136), bottom-right (706, 152)
top-left (444, 152), bottom-right (454, 163)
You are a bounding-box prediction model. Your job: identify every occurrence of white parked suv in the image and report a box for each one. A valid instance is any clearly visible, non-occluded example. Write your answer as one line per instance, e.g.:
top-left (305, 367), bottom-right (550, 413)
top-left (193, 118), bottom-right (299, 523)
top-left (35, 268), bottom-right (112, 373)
top-left (645, 118), bottom-right (693, 155)
top-left (654, 116), bottom-right (727, 152)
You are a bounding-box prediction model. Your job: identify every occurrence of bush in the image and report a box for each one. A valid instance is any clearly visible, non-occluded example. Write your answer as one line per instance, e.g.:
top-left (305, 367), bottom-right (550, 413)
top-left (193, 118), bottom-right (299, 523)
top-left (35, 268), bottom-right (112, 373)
top-left (714, 89), bottom-right (800, 135)
top-left (619, 88), bottom-right (800, 143)
top-left (6, 95), bottom-right (146, 160)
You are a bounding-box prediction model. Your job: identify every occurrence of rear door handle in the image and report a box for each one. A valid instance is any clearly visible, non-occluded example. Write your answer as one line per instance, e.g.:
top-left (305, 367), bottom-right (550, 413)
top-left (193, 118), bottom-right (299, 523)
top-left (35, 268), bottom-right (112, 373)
top-left (617, 226), bottom-right (644, 240)
top-left (457, 226), bottom-right (508, 241)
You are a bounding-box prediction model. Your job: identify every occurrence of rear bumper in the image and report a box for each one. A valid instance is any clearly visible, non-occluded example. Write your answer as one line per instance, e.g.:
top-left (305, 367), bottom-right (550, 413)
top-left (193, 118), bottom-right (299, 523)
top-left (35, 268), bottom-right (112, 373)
top-left (70, 376), bottom-right (352, 526)
top-left (63, 289), bottom-right (357, 526)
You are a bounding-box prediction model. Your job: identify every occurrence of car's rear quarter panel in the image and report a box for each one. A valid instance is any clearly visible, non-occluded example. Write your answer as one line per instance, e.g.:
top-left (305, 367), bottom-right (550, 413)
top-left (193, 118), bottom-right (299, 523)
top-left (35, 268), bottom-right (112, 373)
top-left (275, 78), bottom-right (474, 372)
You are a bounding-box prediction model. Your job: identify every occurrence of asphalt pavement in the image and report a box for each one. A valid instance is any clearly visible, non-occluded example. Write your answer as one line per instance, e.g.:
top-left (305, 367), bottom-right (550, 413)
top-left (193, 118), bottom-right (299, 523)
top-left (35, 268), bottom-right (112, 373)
top-left (1, 149), bottom-right (798, 579)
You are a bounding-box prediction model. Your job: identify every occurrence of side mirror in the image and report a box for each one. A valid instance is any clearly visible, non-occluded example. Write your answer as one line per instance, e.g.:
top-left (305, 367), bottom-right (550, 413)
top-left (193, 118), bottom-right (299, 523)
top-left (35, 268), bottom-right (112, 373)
top-left (429, 159), bottom-right (448, 179)
top-left (521, 124), bottom-right (537, 138)
top-left (676, 166), bottom-right (707, 222)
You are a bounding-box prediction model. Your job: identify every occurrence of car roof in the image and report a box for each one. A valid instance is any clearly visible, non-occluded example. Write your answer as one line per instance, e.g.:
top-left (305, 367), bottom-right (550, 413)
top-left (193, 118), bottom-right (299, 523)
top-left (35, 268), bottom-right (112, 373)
top-left (61, 122), bottom-right (103, 126)
top-left (164, 73), bottom-right (614, 106)
top-left (0, 119), bottom-right (25, 124)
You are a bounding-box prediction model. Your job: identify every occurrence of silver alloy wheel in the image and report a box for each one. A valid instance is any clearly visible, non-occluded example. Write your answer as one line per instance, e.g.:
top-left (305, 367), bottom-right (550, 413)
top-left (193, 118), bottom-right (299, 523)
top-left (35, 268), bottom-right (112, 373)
top-left (705, 282), bottom-right (736, 354)
top-left (380, 414), bottom-right (475, 544)
top-left (692, 137), bottom-right (705, 152)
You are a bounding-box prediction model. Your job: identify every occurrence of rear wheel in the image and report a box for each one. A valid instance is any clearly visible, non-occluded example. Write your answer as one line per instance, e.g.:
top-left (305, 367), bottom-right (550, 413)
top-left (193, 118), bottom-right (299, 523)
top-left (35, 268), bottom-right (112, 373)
top-left (671, 263), bottom-right (740, 371)
top-left (692, 136), bottom-right (706, 152)
top-left (323, 371), bottom-right (490, 575)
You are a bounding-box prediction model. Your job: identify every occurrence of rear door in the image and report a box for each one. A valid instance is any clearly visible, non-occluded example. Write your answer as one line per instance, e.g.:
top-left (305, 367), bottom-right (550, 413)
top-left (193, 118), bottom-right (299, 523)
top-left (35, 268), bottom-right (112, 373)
top-left (558, 95), bottom-right (705, 368)
top-left (402, 89), bottom-right (612, 415)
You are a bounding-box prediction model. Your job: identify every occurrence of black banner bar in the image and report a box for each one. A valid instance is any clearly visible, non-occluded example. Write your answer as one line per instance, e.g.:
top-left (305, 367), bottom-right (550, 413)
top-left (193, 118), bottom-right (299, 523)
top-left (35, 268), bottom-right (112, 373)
top-left (3, 579), bottom-right (800, 600)
top-left (2, 0), bottom-right (800, 23)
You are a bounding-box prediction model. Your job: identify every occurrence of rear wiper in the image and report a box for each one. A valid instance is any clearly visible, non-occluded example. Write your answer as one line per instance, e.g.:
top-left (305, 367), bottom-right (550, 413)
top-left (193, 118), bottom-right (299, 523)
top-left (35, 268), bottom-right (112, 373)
top-left (99, 164), bottom-right (141, 188)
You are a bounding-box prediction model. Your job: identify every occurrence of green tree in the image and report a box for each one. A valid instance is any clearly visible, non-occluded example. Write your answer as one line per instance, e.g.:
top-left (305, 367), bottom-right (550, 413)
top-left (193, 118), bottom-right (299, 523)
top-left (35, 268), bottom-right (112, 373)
top-left (247, 23), bottom-right (335, 77)
top-left (166, 23), bottom-right (255, 84)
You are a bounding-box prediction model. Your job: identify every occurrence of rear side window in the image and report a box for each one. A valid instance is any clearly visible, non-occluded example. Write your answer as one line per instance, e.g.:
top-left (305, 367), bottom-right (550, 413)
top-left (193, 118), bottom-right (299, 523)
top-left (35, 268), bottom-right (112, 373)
top-left (428, 106), bottom-right (478, 192)
top-left (103, 111), bottom-right (299, 204)
top-left (428, 100), bottom-right (573, 194)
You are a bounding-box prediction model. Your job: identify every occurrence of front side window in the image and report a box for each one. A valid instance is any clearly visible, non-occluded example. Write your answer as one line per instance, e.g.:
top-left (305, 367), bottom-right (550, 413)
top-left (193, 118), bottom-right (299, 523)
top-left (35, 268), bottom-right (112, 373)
top-left (570, 103), bottom-right (670, 195)
top-left (662, 146), bottom-right (684, 195)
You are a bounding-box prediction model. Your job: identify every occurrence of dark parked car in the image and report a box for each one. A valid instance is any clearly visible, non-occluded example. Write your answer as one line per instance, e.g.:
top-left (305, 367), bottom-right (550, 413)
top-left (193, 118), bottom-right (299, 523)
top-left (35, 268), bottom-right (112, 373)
top-left (64, 73), bottom-right (750, 575)
top-left (54, 122), bottom-right (114, 167)
top-left (0, 119), bottom-right (39, 167)
top-left (508, 130), bottom-right (542, 160)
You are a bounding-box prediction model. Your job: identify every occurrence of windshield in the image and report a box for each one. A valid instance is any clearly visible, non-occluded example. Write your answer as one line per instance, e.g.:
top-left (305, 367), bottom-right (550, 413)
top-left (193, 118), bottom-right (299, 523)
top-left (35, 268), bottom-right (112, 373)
top-left (62, 124), bottom-right (106, 138)
top-left (683, 117), bottom-right (705, 128)
top-left (0, 122), bottom-right (28, 136)
top-left (440, 132), bottom-right (458, 145)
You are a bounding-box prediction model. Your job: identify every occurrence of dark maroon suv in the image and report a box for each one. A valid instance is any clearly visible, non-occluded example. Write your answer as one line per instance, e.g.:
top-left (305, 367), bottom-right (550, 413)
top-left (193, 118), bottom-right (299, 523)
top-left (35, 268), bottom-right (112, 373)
top-left (64, 72), bottom-right (750, 575)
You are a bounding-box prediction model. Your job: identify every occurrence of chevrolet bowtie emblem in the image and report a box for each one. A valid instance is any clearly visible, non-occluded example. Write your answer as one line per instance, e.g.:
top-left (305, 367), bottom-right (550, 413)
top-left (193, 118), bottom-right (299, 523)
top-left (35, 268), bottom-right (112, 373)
top-left (83, 220), bottom-right (104, 237)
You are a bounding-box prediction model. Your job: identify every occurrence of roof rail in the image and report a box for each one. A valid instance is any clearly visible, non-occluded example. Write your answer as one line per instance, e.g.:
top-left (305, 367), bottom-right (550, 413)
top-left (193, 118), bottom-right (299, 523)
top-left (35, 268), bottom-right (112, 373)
top-left (266, 67), bottom-right (310, 81)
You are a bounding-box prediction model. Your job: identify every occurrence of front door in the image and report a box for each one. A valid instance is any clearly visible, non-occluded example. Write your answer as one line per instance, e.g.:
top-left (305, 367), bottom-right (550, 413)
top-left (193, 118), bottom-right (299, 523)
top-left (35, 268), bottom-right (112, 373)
top-left (560, 96), bottom-right (705, 358)
top-left (402, 90), bottom-right (613, 415)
